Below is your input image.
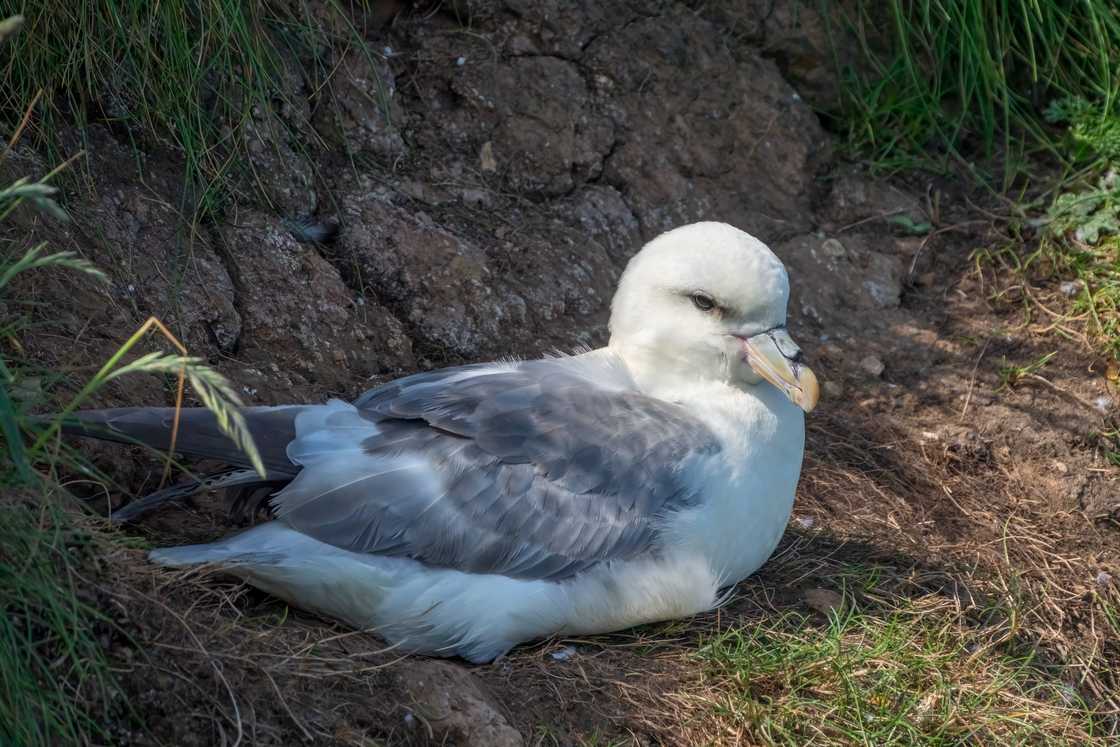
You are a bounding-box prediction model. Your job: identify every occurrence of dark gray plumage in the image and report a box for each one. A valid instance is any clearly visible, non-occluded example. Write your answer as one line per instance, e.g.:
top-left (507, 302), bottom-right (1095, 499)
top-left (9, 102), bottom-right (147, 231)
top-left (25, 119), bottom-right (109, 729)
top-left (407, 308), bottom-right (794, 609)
top-left (64, 405), bottom-right (305, 476)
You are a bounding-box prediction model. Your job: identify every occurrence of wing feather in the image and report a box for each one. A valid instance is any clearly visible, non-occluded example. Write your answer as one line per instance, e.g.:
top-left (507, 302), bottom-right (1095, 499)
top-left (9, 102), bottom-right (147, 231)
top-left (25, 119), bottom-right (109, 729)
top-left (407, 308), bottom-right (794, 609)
top-left (272, 356), bottom-right (720, 580)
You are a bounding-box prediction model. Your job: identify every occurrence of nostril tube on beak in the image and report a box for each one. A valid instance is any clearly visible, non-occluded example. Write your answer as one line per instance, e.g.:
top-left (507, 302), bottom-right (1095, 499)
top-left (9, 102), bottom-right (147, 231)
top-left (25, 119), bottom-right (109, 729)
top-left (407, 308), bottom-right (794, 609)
top-left (740, 327), bottom-right (818, 413)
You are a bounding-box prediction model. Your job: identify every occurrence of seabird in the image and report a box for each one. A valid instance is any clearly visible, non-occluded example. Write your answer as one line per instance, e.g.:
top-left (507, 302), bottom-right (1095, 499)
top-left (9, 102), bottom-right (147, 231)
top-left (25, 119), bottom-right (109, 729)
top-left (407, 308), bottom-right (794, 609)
top-left (66, 221), bottom-right (818, 662)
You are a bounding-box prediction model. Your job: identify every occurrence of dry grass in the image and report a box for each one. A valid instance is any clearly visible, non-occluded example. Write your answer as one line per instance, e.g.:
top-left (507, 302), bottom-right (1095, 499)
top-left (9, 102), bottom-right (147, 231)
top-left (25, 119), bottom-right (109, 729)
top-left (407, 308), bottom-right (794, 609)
top-left (24, 514), bottom-right (421, 745)
top-left (5, 343), bottom-right (1113, 744)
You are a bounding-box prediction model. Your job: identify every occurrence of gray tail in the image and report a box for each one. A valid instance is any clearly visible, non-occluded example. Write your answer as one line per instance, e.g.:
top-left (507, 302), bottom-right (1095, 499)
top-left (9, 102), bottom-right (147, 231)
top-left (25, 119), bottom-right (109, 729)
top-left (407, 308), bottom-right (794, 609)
top-left (57, 406), bottom-right (306, 522)
top-left (59, 406), bottom-right (304, 474)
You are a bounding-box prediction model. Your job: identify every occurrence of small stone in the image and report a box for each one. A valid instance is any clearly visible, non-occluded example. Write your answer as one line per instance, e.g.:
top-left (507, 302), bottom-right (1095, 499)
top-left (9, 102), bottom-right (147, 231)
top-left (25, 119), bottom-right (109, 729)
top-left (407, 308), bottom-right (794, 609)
top-left (1060, 280), bottom-right (1083, 297)
top-left (456, 56), bottom-right (466, 66)
top-left (863, 280), bottom-right (896, 307)
top-left (1094, 396), bottom-right (1113, 414)
top-left (459, 188), bottom-right (491, 208)
top-left (1097, 570), bottom-right (1113, 586)
top-left (480, 141), bottom-right (497, 173)
top-left (803, 588), bottom-right (844, 616)
top-left (860, 354), bottom-right (885, 378)
top-left (822, 380), bottom-right (843, 399)
top-left (398, 661), bottom-right (523, 747)
top-left (820, 237), bottom-right (846, 258)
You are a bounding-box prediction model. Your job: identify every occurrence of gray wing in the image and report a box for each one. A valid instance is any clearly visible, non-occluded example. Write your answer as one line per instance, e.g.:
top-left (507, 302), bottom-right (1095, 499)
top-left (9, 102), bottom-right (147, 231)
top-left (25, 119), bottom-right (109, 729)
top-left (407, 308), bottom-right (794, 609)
top-left (271, 357), bottom-right (721, 581)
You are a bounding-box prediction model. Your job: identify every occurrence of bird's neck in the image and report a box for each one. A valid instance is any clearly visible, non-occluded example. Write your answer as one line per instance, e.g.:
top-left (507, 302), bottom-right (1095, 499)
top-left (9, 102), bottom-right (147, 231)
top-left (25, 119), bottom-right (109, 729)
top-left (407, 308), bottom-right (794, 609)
top-left (609, 340), bottom-right (733, 400)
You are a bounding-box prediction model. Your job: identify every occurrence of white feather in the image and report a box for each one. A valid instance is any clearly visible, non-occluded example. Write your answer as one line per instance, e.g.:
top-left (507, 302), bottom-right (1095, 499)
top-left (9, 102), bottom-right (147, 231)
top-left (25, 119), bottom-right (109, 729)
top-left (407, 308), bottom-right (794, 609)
top-left (147, 221), bottom-right (809, 661)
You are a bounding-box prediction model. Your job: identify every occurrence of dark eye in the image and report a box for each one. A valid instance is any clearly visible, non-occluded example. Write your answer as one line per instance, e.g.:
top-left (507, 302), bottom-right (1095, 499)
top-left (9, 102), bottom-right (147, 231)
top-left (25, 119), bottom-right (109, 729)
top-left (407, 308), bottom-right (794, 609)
top-left (690, 292), bottom-right (716, 312)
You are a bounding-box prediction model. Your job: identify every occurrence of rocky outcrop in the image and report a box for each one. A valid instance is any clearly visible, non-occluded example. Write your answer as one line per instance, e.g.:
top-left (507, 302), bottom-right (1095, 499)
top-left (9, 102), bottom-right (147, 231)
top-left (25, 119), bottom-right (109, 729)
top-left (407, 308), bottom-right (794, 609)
top-left (9, 1), bottom-right (837, 402)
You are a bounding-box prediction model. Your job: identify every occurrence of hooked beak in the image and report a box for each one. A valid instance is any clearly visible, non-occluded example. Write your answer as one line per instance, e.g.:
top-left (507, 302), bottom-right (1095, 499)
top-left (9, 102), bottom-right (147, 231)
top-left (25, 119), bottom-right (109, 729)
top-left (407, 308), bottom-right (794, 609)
top-left (738, 328), bottom-right (819, 413)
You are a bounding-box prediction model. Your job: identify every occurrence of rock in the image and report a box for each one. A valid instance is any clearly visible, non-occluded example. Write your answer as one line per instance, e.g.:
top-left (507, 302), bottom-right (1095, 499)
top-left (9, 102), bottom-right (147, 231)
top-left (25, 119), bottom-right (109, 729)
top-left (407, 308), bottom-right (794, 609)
top-left (803, 588), bottom-right (845, 616)
top-left (406, 5), bottom-right (829, 238)
top-left (312, 49), bottom-right (406, 160)
top-left (219, 209), bottom-right (414, 400)
top-left (335, 182), bottom-right (617, 361)
top-left (237, 59), bottom-right (319, 215)
top-left (501, 0), bottom-right (638, 60)
top-left (690, 0), bottom-right (768, 44)
top-left (18, 4), bottom-right (839, 417)
top-left (1060, 280), bottom-right (1083, 297)
top-left (241, 107), bottom-right (317, 215)
top-left (398, 660), bottom-right (523, 747)
top-left (479, 140), bottom-right (497, 172)
top-left (773, 234), bottom-right (904, 328)
top-left (860, 354), bottom-right (885, 378)
top-left (9, 127), bottom-right (240, 367)
top-left (588, 14), bottom-right (829, 240)
top-left (557, 185), bottom-right (642, 267)
top-left (338, 191), bottom-right (526, 359)
top-left (822, 380), bottom-right (844, 399)
top-left (452, 55), bottom-right (611, 196)
top-left (761, 1), bottom-right (861, 111)
top-left (820, 166), bottom-right (926, 230)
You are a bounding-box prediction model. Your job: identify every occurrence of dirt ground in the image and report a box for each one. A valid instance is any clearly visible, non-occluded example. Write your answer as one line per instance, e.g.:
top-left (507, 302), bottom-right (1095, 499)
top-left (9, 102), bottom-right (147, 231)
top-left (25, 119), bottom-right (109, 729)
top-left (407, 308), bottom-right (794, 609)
top-left (4, 1), bottom-right (1118, 744)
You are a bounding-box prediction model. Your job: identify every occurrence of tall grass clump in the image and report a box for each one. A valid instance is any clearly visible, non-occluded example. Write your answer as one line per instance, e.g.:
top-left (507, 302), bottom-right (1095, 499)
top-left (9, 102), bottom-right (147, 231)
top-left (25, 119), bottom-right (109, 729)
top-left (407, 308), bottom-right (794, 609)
top-left (1, 1), bottom-right (369, 216)
top-left (834, 0), bottom-right (1120, 182)
top-left (1, 73), bottom-right (263, 742)
top-left (0, 198), bottom-right (264, 744)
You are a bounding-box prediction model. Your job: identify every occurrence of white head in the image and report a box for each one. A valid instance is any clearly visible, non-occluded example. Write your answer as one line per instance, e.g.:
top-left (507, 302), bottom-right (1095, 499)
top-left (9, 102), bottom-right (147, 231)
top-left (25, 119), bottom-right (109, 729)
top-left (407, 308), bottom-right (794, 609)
top-left (609, 222), bottom-right (818, 412)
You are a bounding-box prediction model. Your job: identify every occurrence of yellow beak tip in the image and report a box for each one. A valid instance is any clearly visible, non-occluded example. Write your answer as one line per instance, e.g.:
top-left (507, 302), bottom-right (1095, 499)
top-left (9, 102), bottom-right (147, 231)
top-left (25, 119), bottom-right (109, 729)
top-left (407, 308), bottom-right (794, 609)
top-left (795, 368), bottom-right (820, 413)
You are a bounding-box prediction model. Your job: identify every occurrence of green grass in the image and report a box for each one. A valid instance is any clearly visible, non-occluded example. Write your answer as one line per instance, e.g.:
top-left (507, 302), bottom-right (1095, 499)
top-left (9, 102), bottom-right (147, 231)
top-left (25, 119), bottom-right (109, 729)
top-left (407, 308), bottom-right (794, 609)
top-left (833, 0), bottom-right (1120, 183)
top-left (0, 501), bottom-right (121, 746)
top-left (831, 1), bottom-right (1120, 352)
top-left (695, 588), bottom-right (1098, 745)
top-left (976, 223), bottom-right (1120, 357)
top-left (997, 350), bottom-right (1056, 391)
top-left (2, 1), bottom-right (378, 218)
top-left (0, 103), bottom-right (264, 742)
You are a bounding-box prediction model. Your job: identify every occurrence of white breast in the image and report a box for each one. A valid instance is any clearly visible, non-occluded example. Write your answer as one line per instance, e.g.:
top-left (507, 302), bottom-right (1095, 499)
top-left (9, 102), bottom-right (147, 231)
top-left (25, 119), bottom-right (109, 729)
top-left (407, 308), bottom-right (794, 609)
top-left (659, 381), bottom-right (805, 585)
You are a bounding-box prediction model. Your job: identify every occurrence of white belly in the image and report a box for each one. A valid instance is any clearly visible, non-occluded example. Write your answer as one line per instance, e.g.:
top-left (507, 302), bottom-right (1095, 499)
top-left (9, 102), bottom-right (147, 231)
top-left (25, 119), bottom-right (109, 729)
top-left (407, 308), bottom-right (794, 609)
top-left (152, 522), bottom-right (721, 662)
top-left (661, 382), bottom-right (805, 585)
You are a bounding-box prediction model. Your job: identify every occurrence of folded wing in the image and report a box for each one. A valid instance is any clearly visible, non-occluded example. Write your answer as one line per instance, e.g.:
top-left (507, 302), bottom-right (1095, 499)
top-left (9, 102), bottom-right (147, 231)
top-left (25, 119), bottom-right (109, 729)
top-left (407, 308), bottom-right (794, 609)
top-left (273, 357), bottom-right (721, 581)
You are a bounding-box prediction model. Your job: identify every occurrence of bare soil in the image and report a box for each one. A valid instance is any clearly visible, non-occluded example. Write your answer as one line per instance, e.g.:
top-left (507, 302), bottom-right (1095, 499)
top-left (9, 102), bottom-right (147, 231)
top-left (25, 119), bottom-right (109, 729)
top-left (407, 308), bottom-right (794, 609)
top-left (4, 1), bottom-right (1118, 744)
